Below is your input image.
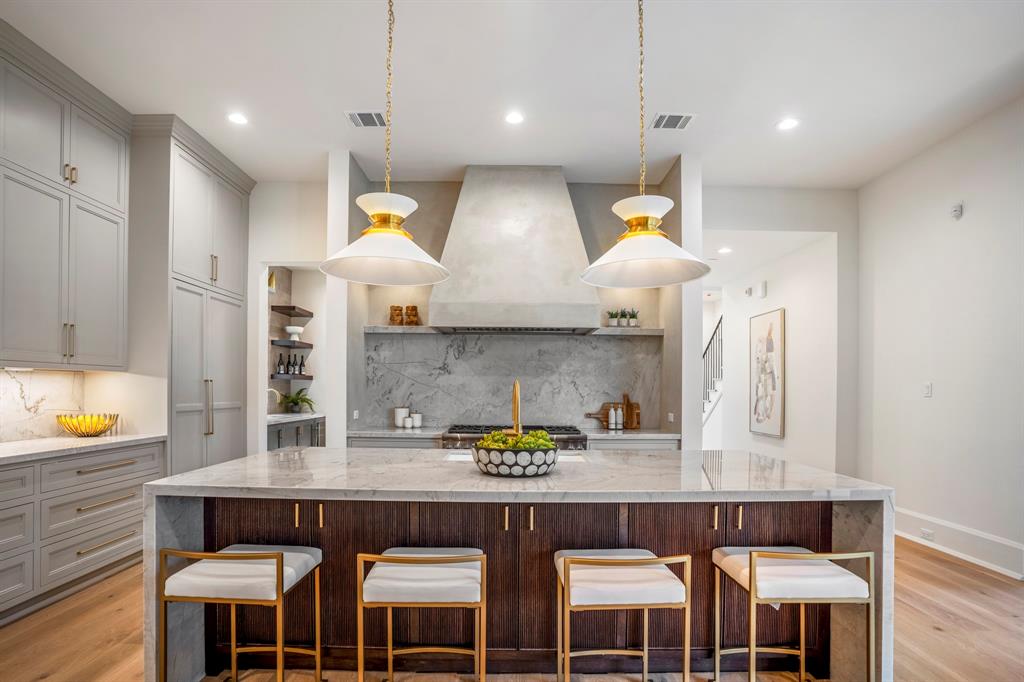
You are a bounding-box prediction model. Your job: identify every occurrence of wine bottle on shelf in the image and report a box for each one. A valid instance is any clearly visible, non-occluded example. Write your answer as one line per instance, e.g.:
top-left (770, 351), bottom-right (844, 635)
top-left (287, 354), bottom-right (294, 374)
top-left (298, 355), bottom-right (306, 375)
top-left (276, 353), bottom-right (285, 374)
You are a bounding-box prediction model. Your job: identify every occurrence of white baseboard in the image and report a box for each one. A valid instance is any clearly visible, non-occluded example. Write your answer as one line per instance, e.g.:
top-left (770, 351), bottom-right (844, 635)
top-left (895, 506), bottom-right (1023, 580)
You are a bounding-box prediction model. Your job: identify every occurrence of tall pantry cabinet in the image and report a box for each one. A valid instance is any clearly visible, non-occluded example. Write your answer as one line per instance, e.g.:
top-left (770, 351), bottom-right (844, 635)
top-left (0, 51), bottom-right (130, 369)
top-left (131, 116), bottom-right (254, 474)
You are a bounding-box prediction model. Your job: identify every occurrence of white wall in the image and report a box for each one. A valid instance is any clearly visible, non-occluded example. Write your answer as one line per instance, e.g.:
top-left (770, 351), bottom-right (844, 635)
top-left (859, 95), bottom-right (1024, 577)
top-left (704, 187), bottom-right (859, 475)
top-left (719, 234), bottom-right (838, 472)
top-left (246, 182), bottom-right (327, 452)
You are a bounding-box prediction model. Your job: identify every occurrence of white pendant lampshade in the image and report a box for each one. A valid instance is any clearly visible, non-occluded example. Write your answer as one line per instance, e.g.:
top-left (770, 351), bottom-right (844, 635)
top-left (580, 194), bottom-right (710, 288)
top-left (319, 192), bottom-right (450, 286)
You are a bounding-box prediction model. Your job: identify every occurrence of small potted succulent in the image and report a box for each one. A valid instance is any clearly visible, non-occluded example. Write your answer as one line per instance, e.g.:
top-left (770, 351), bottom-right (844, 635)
top-left (628, 308), bottom-right (639, 327)
top-left (473, 430), bottom-right (559, 477)
top-left (619, 307), bottom-right (629, 326)
top-left (279, 388), bottom-right (315, 414)
top-left (607, 309), bottom-right (619, 327)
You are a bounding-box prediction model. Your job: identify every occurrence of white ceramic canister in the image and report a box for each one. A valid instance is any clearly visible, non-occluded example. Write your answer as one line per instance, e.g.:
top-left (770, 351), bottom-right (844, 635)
top-left (394, 407), bottom-right (410, 428)
top-left (411, 412), bottom-right (423, 428)
top-left (403, 416), bottom-right (414, 429)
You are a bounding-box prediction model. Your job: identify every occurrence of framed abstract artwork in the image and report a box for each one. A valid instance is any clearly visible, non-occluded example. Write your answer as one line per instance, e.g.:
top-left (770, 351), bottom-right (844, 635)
top-left (749, 307), bottom-right (785, 438)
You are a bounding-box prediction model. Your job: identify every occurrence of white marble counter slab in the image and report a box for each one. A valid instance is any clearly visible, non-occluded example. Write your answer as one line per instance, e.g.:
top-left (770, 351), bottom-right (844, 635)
top-left (0, 433), bottom-right (167, 465)
top-left (583, 429), bottom-right (681, 440)
top-left (145, 447), bottom-right (893, 504)
top-left (266, 412), bottom-right (325, 425)
top-left (347, 426), bottom-right (446, 438)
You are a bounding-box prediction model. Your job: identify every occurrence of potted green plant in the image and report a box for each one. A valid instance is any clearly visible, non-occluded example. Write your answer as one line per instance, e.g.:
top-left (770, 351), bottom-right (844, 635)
top-left (619, 307), bottom-right (629, 326)
top-left (473, 430), bottom-right (559, 477)
top-left (607, 310), bottom-right (619, 327)
top-left (279, 388), bottom-right (315, 414)
top-left (628, 308), bottom-right (639, 327)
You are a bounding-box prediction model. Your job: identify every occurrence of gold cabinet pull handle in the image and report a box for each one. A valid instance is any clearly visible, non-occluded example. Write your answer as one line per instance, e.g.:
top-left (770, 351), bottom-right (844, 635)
top-left (77, 459), bottom-right (137, 475)
top-left (76, 530), bottom-right (136, 556)
top-left (63, 164), bottom-right (71, 182)
top-left (737, 504), bottom-right (744, 530)
top-left (529, 506), bottom-right (535, 531)
top-left (318, 503), bottom-right (324, 528)
top-left (203, 379), bottom-right (214, 435)
top-left (294, 502), bottom-right (300, 528)
top-left (69, 323), bottom-right (75, 357)
top-left (62, 323), bottom-right (68, 357)
top-left (712, 505), bottom-right (719, 531)
top-left (503, 506), bottom-right (509, 532)
top-left (77, 491), bottom-right (136, 513)
top-left (213, 255), bottom-right (219, 281)
top-left (69, 166), bottom-right (78, 184)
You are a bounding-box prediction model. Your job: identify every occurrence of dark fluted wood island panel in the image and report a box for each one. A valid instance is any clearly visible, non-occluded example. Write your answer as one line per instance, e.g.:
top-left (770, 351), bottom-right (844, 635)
top-left (201, 498), bottom-right (833, 676)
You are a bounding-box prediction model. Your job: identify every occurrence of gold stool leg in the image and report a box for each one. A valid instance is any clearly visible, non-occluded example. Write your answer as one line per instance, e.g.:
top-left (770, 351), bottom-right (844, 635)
top-left (799, 602), bottom-right (806, 682)
top-left (314, 567), bottom-right (322, 682)
top-left (480, 599), bottom-right (487, 681)
top-left (748, 596), bottom-right (757, 682)
top-left (230, 603), bottom-right (238, 682)
top-left (356, 603), bottom-right (365, 682)
top-left (683, 599), bottom-right (691, 682)
top-left (563, 592), bottom-right (571, 681)
top-left (868, 596), bottom-right (876, 682)
top-left (275, 601), bottom-right (284, 682)
top-left (474, 607), bottom-right (481, 678)
top-left (158, 598), bottom-right (167, 682)
top-left (642, 608), bottom-right (649, 682)
top-left (556, 579), bottom-right (563, 682)
top-left (387, 606), bottom-right (394, 682)
top-left (713, 568), bottom-right (721, 682)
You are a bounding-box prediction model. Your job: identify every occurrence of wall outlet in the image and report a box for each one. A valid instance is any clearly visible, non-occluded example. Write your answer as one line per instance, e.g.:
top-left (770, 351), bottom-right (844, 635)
top-left (352, 409), bottom-right (359, 420)
top-left (667, 412), bottom-right (675, 423)
top-left (923, 382), bottom-right (933, 398)
top-left (920, 527), bottom-right (935, 541)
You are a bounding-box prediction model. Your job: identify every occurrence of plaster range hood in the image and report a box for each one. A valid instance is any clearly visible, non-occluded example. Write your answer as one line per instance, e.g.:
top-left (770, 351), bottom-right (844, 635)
top-left (428, 166), bottom-right (602, 334)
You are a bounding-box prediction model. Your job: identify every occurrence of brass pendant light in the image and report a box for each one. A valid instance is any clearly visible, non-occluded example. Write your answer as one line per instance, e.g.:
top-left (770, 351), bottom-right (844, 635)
top-left (581, 0), bottom-right (709, 288)
top-left (320, 0), bottom-right (450, 286)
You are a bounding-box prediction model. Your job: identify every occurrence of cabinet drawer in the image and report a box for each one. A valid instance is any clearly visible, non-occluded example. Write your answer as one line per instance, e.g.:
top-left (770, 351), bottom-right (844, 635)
top-left (0, 549), bottom-right (34, 608)
top-left (40, 444), bottom-right (161, 493)
top-left (39, 514), bottom-right (140, 588)
top-left (0, 466), bottom-right (35, 503)
top-left (0, 502), bottom-right (34, 553)
top-left (40, 476), bottom-right (149, 539)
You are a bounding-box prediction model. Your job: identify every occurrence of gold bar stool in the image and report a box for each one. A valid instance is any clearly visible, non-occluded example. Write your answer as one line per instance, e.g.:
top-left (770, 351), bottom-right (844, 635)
top-left (712, 546), bottom-right (875, 682)
top-left (158, 544), bottom-right (322, 682)
top-left (555, 549), bottom-right (692, 681)
top-left (357, 547), bottom-right (486, 681)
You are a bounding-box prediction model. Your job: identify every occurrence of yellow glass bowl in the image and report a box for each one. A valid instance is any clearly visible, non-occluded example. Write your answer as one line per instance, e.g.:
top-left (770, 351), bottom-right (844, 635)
top-left (56, 413), bottom-right (119, 437)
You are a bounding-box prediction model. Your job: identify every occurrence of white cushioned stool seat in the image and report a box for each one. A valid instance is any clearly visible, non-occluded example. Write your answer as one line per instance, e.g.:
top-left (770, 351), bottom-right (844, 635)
top-left (555, 549), bottom-right (685, 606)
top-left (363, 547), bottom-right (483, 604)
top-left (713, 546), bottom-right (869, 600)
top-left (164, 544), bottom-right (322, 601)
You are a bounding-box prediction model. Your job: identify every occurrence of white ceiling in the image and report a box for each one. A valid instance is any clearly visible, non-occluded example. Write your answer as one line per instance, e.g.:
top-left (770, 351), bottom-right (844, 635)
top-left (702, 229), bottom-right (828, 287)
top-left (2, 1), bottom-right (1022, 187)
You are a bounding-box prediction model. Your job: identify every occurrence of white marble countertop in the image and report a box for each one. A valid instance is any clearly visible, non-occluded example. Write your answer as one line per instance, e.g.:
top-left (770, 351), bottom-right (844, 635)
top-left (145, 447), bottom-right (893, 504)
top-left (348, 426), bottom-right (446, 438)
top-left (0, 433), bottom-right (167, 465)
top-left (266, 412), bottom-right (325, 425)
top-left (582, 429), bottom-right (681, 440)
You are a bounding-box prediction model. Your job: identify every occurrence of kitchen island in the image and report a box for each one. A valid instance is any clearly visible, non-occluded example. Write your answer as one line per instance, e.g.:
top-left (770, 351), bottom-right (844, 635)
top-left (143, 448), bottom-right (893, 681)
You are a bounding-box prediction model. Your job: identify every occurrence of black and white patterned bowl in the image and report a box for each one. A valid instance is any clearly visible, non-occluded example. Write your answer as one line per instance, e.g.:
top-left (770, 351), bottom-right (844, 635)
top-left (472, 447), bottom-right (559, 477)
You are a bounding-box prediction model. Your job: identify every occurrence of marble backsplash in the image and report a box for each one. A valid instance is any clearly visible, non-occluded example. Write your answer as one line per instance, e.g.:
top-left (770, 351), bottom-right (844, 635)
top-left (363, 333), bottom-right (661, 428)
top-left (0, 369), bottom-right (85, 441)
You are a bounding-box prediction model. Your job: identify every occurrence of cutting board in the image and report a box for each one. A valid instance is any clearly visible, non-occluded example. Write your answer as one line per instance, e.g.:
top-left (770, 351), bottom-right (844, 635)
top-left (585, 394), bottom-right (641, 430)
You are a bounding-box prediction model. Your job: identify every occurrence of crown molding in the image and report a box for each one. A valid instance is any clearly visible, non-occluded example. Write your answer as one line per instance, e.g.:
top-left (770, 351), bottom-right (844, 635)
top-left (0, 19), bottom-right (132, 134)
top-left (133, 114), bottom-right (256, 194)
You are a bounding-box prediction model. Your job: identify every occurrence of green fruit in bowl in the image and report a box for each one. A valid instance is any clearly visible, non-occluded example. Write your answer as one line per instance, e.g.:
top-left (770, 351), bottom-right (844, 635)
top-left (475, 429), bottom-right (556, 451)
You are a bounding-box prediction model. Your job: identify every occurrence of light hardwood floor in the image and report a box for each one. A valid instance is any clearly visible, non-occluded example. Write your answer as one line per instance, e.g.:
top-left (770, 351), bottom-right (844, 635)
top-left (1, 538), bottom-right (1021, 681)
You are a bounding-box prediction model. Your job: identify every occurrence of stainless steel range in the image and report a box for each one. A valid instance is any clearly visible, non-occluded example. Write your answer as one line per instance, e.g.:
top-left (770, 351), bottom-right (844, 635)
top-left (442, 425), bottom-right (588, 450)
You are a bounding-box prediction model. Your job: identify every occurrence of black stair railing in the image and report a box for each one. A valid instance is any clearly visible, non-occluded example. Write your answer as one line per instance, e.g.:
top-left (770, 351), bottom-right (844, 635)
top-left (703, 315), bottom-right (723, 403)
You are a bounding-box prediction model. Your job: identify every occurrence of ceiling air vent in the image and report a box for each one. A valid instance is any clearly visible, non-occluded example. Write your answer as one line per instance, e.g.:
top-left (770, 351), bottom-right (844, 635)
top-left (651, 113), bottom-right (694, 130)
top-left (346, 111), bottom-right (387, 128)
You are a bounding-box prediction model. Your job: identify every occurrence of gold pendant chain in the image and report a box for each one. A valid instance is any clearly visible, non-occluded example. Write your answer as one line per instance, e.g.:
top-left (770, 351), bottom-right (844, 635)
top-left (637, 0), bottom-right (646, 196)
top-left (384, 0), bottom-right (394, 193)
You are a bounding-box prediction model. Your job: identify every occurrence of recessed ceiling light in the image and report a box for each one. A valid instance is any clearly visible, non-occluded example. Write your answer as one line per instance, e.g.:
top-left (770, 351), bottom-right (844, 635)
top-left (717, 246), bottom-right (733, 254)
top-left (505, 111), bottom-right (524, 125)
top-left (776, 117), bottom-right (800, 131)
top-left (227, 112), bottom-right (249, 125)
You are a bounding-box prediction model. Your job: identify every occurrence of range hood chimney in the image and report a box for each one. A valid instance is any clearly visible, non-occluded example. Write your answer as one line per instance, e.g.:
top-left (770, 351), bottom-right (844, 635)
top-left (429, 166), bottom-right (601, 333)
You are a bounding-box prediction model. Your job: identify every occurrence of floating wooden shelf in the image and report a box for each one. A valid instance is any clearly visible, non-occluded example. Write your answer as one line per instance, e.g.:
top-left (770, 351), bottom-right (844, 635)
top-left (270, 373), bottom-right (314, 381)
top-left (364, 325), bottom-right (440, 334)
top-left (271, 305), bottom-right (314, 318)
top-left (591, 327), bottom-right (664, 336)
top-left (270, 339), bottom-right (313, 349)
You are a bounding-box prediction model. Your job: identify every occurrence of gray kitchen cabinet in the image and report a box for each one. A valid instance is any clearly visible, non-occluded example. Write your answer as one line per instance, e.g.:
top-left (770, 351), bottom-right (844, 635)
top-left (68, 105), bottom-right (126, 212)
top-left (0, 168), bottom-right (68, 365)
top-left (210, 178), bottom-right (246, 297)
top-left (66, 199), bottom-right (125, 367)
top-left (170, 280), bottom-right (245, 473)
top-left (0, 61), bottom-right (68, 186)
top-left (171, 145), bottom-right (214, 285)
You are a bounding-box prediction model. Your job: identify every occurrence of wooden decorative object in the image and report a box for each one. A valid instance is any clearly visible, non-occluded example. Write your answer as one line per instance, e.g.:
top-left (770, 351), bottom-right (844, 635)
top-left (585, 394), bottom-right (642, 430)
top-left (388, 305), bottom-right (404, 326)
top-left (404, 305), bottom-right (420, 326)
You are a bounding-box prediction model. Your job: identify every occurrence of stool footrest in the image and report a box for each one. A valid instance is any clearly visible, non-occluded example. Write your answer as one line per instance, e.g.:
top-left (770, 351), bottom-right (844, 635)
top-left (235, 645), bottom-right (319, 657)
top-left (719, 646), bottom-right (800, 656)
top-left (569, 648), bottom-right (645, 658)
top-left (392, 645), bottom-right (476, 657)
